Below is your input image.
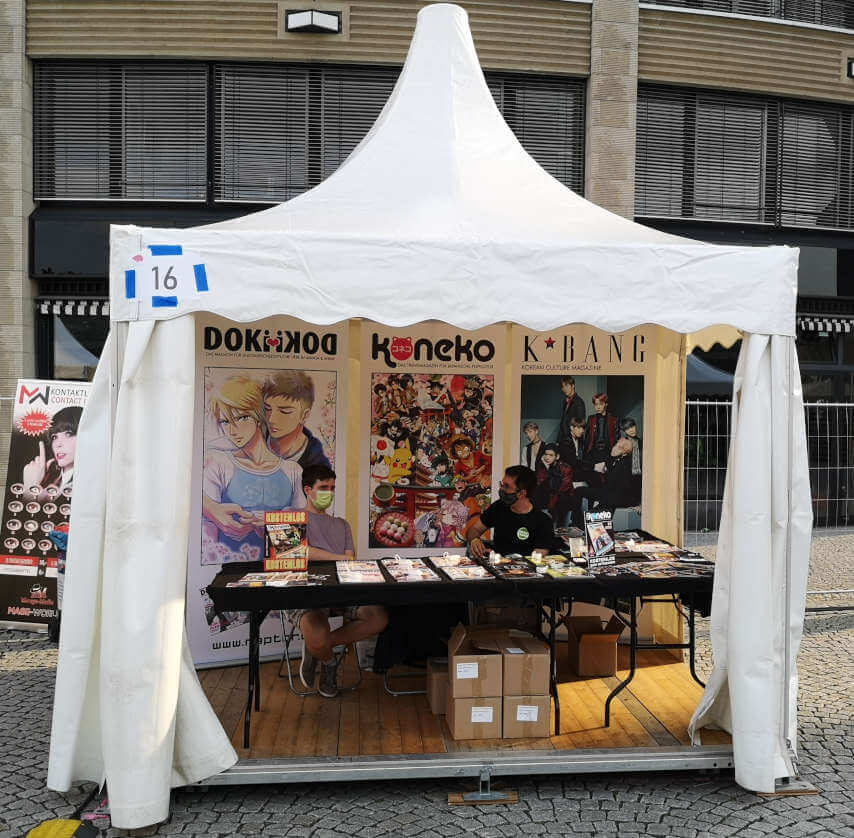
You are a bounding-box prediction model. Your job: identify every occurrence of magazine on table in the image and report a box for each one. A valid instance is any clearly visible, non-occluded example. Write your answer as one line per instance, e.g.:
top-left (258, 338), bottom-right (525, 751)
top-left (489, 560), bottom-right (540, 579)
top-left (226, 571), bottom-right (325, 587)
top-left (441, 564), bottom-right (495, 581)
top-left (381, 557), bottom-right (441, 582)
top-left (265, 510), bottom-right (309, 571)
top-left (429, 554), bottom-right (477, 568)
top-left (336, 561), bottom-right (385, 584)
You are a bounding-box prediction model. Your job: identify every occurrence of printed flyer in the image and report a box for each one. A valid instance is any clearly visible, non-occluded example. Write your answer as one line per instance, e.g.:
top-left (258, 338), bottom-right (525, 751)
top-left (359, 322), bottom-right (505, 558)
top-left (511, 325), bottom-right (654, 532)
top-left (0, 379), bottom-right (90, 624)
top-left (186, 315), bottom-right (348, 666)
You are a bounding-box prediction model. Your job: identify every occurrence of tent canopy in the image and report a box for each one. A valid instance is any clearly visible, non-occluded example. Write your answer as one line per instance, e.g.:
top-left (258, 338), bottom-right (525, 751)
top-left (109, 4), bottom-right (796, 335)
top-left (50, 4), bottom-right (811, 830)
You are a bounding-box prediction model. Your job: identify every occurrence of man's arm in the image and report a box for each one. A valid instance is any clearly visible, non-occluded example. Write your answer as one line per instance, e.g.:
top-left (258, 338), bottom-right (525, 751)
top-left (466, 515), bottom-right (490, 558)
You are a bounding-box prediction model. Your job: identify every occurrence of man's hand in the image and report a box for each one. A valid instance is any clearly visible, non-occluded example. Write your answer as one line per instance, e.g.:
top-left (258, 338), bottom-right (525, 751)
top-left (204, 498), bottom-right (253, 539)
top-left (469, 536), bottom-right (487, 559)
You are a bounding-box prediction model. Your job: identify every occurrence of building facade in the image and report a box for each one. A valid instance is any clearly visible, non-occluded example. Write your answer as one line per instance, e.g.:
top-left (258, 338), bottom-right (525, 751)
top-left (1, 0), bottom-right (853, 489)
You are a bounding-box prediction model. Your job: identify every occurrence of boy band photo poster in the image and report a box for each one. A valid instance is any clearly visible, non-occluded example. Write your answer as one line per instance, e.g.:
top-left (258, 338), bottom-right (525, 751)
top-left (0, 379), bottom-right (90, 625)
top-left (186, 315), bottom-right (348, 666)
top-left (511, 326), bottom-right (655, 534)
top-left (359, 322), bottom-right (505, 559)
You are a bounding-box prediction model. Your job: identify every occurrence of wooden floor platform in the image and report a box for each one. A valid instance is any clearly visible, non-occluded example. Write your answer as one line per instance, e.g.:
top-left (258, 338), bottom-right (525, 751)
top-left (200, 645), bottom-right (731, 760)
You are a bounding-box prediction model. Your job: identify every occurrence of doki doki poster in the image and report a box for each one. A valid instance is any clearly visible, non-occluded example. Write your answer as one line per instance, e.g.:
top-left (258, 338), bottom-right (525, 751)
top-left (511, 325), bottom-right (655, 534)
top-left (186, 315), bottom-right (348, 667)
top-left (359, 322), bottom-right (505, 558)
top-left (0, 379), bottom-right (90, 625)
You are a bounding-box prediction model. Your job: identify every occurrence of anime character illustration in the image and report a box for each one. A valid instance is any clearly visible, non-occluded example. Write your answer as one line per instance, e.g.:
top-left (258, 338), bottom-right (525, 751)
top-left (202, 374), bottom-right (306, 564)
top-left (264, 371), bottom-right (331, 471)
top-left (369, 372), bottom-right (494, 549)
top-left (22, 405), bottom-right (82, 501)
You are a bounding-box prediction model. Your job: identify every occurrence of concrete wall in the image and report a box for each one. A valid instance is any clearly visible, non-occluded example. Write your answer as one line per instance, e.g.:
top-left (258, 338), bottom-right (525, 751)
top-left (0, 0), bottom-right (35, 498)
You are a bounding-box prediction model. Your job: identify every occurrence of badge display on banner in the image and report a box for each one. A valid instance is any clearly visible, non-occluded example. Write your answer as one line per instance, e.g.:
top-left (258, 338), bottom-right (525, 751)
top-left (359, 321), bottom-right (505, 559)
top-left (186, 315), bottom-right (348, 667)
top-left (510, 326), bottom-right (655, 534)
top-left (0, 380), bottom-right (90, 625)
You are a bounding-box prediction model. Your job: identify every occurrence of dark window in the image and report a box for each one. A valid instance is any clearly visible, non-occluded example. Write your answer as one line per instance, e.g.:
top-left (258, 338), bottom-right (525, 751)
top-left (643, 0), bottom-right (854, 29)
top-left (34, 62), bottom-right (208, 200)
top-left (636, 85), bottom-right (854, 232)
top-left (214, 64), bottom-right (586, 201)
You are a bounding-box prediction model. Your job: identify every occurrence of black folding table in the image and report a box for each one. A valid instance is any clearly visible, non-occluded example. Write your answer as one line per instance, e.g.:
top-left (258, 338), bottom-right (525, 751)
top-left (207, 560), bottom-right (713, 748)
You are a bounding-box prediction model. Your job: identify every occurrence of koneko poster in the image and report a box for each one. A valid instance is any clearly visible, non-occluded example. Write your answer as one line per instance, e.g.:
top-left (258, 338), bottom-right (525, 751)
top-left (187, 315), bottom-right (348, 667)
top-left (359, 322), bottom-right (505, 559)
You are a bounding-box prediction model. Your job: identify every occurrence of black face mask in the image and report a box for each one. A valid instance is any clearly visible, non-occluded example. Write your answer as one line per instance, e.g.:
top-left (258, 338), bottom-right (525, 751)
top-left (498, 489), bottom-right (518, 506)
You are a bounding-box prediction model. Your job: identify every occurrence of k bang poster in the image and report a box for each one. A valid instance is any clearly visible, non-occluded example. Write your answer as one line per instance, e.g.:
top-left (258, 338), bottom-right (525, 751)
top-left (359, 322), bottom-right (505, 558)
top-left (187, 316), bottom-right (348, 666)
top-left (511, 326), bottom-right (655, 534)
top-left (0, 379), bottom-right (90, 624)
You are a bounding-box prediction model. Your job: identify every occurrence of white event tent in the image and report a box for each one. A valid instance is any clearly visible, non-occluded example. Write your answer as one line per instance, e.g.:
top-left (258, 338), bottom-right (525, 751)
top-left (47, 4), bottom-right (812, 829)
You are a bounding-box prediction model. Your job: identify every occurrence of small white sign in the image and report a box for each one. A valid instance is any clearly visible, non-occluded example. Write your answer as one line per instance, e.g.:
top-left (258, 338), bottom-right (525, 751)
top-left (516, 705), bottom-right (539, 722)
top-left (505, 647), bottom-right (525, 654)
top-left (456, 662), bottom-right (479, 680)
top-left (471, 706), bottom-right (494, 723)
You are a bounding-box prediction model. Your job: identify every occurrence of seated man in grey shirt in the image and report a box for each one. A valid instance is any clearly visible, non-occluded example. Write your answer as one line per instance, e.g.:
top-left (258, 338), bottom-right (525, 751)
top-left (286, 464), bottom-right (388, 698)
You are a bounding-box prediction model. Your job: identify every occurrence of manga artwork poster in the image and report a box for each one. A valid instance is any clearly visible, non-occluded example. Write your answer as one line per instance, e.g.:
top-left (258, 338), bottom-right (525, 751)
top-left (0, 380), bottom-right (90, 625)
top-left (186, 315), bottom-right (347, 666)
top-left (511, 326), bottom-right (654, 532)
top-left (359, 322), bottom-right (505, 558)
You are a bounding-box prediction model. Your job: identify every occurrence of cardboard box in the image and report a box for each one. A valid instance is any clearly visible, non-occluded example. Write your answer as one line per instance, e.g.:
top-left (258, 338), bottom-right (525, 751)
top-left (447, 624), bottom-right (503, 698)
top-left (427, 657), bottom-right (448, 715)
top-left (564, 615), bottom-right (624, 677)
top-left (471, 599), bottom-right (541, 636)
top-left (446, 696), bottom-right (503, 740)
top-left (496, 635), bottom-right (550, 696)
top-left (502, 695), bottom-right (552, 739)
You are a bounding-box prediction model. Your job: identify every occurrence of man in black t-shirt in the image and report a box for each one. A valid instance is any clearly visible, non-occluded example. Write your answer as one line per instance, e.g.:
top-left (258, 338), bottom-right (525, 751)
top-left (467, 466), bottom-right (554, 557)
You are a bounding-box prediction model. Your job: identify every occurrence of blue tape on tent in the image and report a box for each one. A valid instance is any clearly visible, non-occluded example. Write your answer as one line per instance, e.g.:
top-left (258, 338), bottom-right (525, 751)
top-left (151, 295), bottom-right (179, 308)
top-left (125, 269), bottom-right (136, 299)
top-left (193, 264), bottom-right (209, 292)
top-left (148, 245), bottom-right (183, 256)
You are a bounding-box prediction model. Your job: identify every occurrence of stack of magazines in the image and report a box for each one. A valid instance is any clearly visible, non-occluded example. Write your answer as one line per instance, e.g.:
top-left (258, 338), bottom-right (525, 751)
top-left (429, 554), bottom-right (495, 581)
top-left (336, 561), bottom-right (385, 584)
top-left (381, 557), bottom-right (441, 582)
top-left (225, 571), bottom-right (325, 587)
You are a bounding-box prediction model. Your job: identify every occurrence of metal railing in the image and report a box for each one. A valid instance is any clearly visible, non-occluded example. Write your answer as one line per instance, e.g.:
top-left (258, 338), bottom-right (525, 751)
top-left (684, 400), bottom-right (854, 535)
top-left (644, 0), bottom-right (854, 30)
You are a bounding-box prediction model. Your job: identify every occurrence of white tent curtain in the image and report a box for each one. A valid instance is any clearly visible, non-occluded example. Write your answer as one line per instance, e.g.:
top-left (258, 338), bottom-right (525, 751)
top-left (48, 318), bottom-right (237, 827)
top-left (689, 334), bottom-right (812, 791)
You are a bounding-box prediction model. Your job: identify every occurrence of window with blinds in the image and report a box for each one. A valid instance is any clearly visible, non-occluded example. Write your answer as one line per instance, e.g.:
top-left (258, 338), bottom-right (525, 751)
top-left (34, 62), bottom-right (208, 200)
top-left (636, 84), bottom-right (854, 231)
top-left (214, 64), bottom-right (585, 201)
top-left (643, 0), bottom-right (854, 30)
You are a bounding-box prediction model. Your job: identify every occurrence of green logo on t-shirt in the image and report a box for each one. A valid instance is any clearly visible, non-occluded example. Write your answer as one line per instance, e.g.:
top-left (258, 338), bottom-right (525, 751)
top-left (516, 527), bottom-right (530, 541)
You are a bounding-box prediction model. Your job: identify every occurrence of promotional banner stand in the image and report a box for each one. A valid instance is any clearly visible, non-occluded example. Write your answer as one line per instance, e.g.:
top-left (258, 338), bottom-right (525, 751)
top-left (47, 4), bottom-right (812, 828)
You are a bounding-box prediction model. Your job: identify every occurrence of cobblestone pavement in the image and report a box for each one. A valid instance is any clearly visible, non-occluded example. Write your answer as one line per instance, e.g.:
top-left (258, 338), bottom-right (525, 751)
top-left (1, 541), bottom-right (852, 837)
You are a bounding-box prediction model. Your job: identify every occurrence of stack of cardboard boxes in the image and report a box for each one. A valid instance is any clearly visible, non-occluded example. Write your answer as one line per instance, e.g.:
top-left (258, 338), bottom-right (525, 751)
top-left (429, 624), bottom-right (551, 740)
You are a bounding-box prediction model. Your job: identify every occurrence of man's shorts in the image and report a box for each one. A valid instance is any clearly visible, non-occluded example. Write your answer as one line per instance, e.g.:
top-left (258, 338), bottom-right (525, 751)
top-left (282, 605), bottom-right (362, 629)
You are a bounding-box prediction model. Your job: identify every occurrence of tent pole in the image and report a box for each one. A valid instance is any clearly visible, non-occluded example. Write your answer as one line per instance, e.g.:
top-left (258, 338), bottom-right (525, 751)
top-left (781, 337), bottom-right (797, 780)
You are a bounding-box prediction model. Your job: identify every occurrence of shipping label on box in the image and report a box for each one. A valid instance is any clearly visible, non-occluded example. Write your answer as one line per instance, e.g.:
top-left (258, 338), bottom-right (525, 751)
top-left (447, 696), bottom-right (503, 740)
top-left (502, 695), bottom-right (551, 739)
top-left (447, 624), bottom-right (503, 698)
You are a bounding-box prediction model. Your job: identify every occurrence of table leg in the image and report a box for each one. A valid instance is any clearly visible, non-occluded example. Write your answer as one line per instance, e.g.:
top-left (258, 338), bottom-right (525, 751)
top-left (549, 598), bottom-right (560, 735)
top-left (244, 609), bottom-right (263, 749)
top-left (604, 596), bottom-right (637, 727)
top-left (688, 596), bottom-right (706, 688)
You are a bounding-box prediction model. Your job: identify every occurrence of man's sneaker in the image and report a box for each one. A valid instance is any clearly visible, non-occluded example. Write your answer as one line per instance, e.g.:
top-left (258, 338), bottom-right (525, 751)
top-left (300, 644), bottom-right (318, 688)
top-left (318, 653), bottom-right (342, 698)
